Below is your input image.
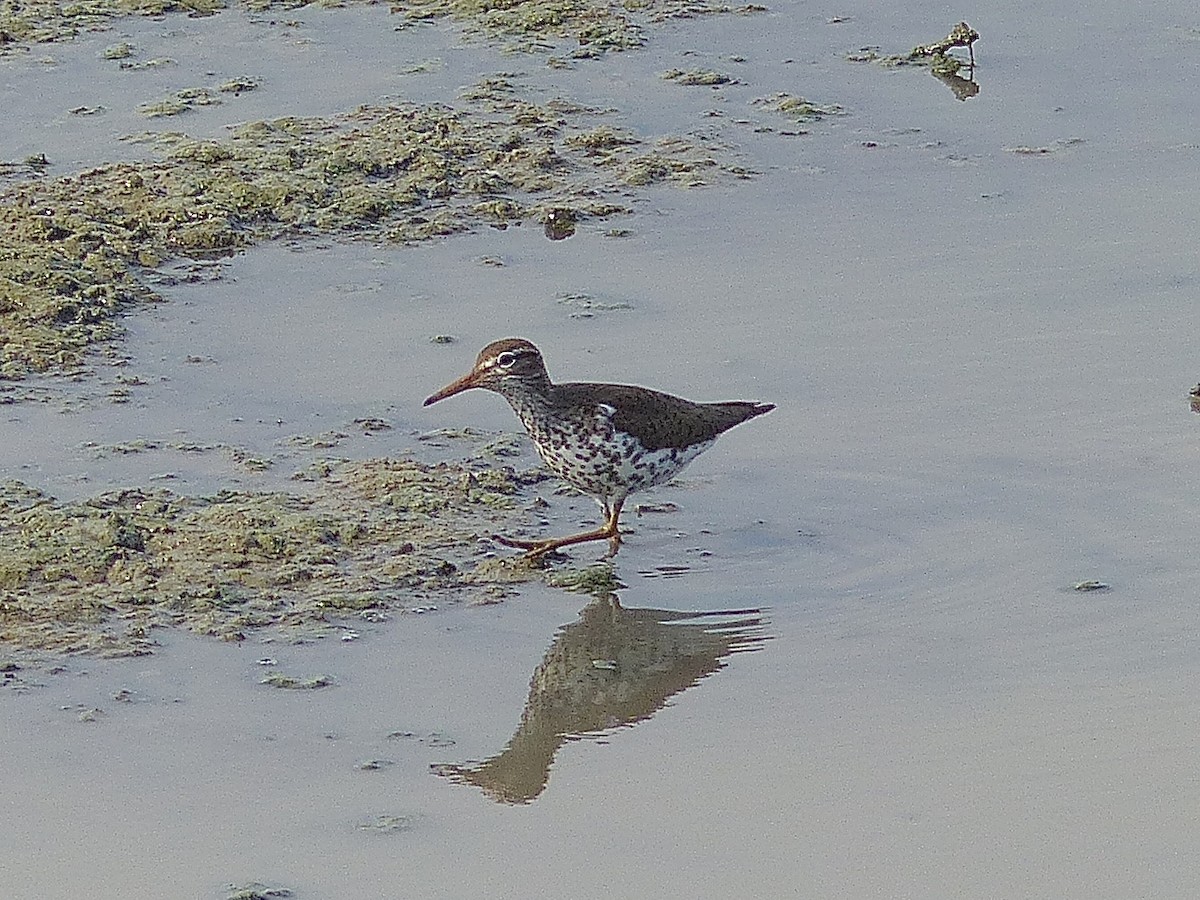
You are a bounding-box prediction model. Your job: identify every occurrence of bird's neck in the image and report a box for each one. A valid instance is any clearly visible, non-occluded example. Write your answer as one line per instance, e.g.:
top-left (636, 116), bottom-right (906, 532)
top-left (496, 378), bottom-right (556, 436)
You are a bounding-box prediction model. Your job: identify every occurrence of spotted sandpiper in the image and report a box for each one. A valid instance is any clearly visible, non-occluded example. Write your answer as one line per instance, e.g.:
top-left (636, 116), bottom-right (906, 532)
top-left (423, 338), bottom-right (774, 557)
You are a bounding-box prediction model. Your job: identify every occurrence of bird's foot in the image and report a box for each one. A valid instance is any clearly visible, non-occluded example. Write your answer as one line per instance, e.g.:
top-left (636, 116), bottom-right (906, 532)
top-left (491, 533), bottom-right (563, 558)
top-left (492, 526), bottom-right (621, 559)
top-left (604, 530), bottom-right (623, 557)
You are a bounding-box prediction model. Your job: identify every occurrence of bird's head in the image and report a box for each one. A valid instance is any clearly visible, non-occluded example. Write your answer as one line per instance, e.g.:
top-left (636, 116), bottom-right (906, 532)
top-left (423, 338), bottom-right (550, 406)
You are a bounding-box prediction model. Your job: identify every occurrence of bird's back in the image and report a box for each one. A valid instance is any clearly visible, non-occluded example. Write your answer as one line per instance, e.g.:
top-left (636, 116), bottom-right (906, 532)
top-left (553, 382), bottom-right (774, 451)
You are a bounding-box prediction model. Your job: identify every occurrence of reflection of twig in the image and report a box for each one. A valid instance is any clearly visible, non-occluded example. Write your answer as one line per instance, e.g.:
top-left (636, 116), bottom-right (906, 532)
top-left (931, 65), bottom-right (980, 101)
top-left (911, 21), bottom-right (980, 65)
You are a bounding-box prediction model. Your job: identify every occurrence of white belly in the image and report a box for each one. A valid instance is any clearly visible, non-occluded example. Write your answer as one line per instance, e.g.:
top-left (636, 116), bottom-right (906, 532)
top-left (533, 432), bottom-right (714, 504)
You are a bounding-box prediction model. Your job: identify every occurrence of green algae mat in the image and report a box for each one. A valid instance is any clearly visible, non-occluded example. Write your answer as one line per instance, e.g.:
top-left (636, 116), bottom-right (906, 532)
top-left (0, 457), bottom-right (562, 656)
top-left (1, 85), bottom-right (748, 380)
top-left (0, 0), bottom-right (761, 55)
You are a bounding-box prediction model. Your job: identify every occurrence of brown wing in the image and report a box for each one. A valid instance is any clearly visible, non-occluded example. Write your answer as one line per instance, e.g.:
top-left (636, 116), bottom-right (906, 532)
top-left (554, 383), bottom-right (773, 451)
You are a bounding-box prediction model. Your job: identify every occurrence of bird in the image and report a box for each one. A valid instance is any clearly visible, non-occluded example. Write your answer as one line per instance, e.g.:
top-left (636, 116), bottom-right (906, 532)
top-left (423, 338), bottom-right (774, 557)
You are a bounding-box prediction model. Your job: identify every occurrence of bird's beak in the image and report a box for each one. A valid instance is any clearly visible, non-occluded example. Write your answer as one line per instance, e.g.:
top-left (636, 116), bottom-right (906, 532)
top-left (423, 369), bottom-right (482, 406)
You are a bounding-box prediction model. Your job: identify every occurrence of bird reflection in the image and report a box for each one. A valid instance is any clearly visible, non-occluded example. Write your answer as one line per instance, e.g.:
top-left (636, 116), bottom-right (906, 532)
top-left (434, 594), bottom-right (768, 804)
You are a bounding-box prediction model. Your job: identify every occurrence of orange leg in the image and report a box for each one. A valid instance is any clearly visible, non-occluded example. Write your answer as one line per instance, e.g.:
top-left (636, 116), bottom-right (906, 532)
top-left (494, 499), bottom-right (625, 558)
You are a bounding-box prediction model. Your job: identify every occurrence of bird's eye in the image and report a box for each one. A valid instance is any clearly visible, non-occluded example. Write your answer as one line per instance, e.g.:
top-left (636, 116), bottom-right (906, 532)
top-left (496, 351), bottom-right (517, 369)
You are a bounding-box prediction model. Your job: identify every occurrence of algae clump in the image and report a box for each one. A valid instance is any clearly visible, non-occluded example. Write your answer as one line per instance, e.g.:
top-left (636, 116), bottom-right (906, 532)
top-left (1, 90), bottom-right (747, 381)
top-left (0, 0), bottom-right (761, 53)
top-left (0, 458), bottom-right (540, 656)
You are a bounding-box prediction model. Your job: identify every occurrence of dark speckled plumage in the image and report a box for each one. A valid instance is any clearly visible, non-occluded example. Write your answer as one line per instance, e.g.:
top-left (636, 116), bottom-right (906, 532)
top-left (423, 338), bottom-right (774, 557)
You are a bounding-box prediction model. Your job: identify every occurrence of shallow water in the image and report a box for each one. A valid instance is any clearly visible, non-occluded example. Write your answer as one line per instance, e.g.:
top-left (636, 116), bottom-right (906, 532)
top-left (4, 0), bottom-right (1200, 897)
